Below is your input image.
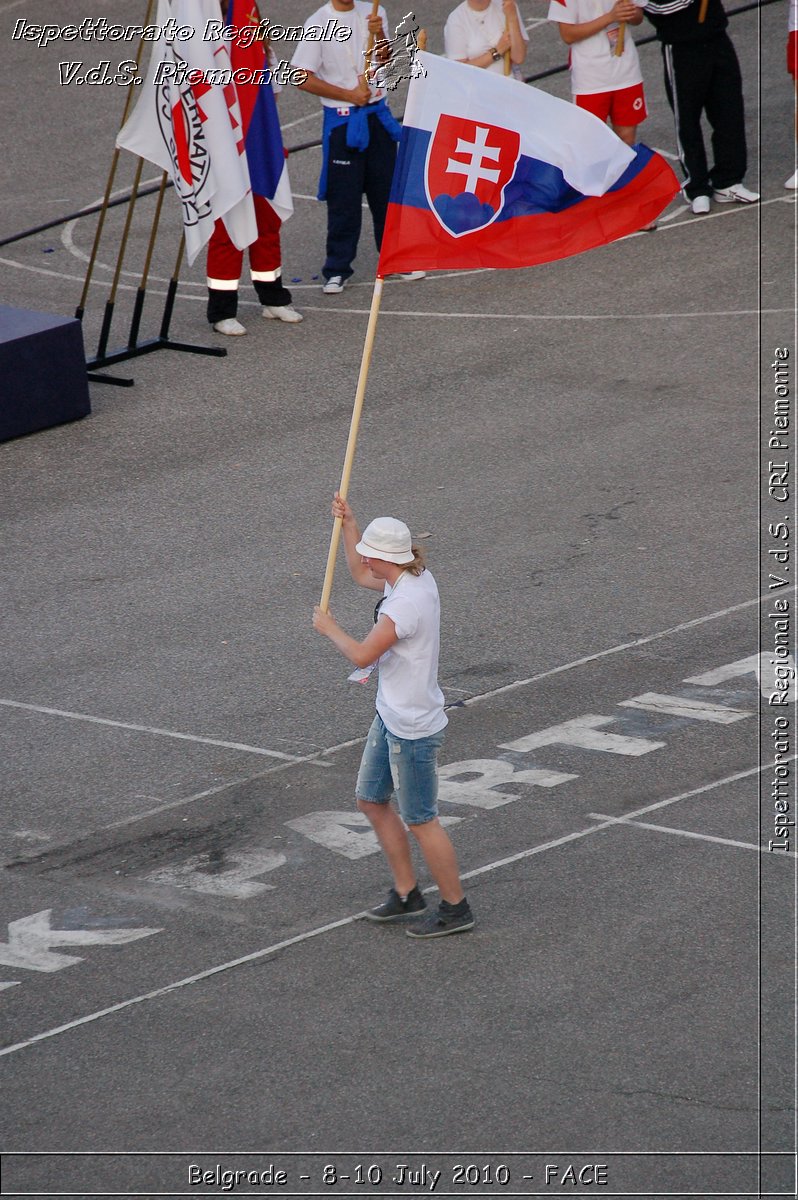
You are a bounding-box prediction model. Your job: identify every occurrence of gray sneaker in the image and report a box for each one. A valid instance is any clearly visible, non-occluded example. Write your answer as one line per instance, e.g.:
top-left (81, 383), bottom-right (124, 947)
top-left (364, 885), bottom-right (427, 922)
top-left (406, 898), bottom-right (474, 938)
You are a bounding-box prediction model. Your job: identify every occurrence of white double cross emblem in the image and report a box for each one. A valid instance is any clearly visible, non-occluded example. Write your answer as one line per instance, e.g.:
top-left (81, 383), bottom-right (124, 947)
top-left (447, 126), bottom-right (502, 193)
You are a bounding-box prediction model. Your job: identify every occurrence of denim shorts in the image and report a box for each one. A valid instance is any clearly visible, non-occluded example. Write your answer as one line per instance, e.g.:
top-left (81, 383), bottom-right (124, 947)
top-left (355, 714), bottom-right (445, 826)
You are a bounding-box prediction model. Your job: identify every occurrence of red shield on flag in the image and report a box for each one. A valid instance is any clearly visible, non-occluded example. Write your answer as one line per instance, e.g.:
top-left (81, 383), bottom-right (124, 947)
top-left (425, 114), bottom-right (520, 237)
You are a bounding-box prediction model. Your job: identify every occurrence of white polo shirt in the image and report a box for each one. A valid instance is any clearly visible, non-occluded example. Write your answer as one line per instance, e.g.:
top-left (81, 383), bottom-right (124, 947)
top-left (292, 2), bottom-right (389, 107)
top-left (376, 569), bottom-right (448, 740)
top-left (444, 0), bottom-right (528, 76)
top-left (547, 0), bottom-right (644, 95)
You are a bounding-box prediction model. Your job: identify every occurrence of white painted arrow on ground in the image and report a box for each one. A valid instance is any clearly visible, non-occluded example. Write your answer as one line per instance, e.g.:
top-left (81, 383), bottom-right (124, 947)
top-left (0, 910), bottom-right (162, 973)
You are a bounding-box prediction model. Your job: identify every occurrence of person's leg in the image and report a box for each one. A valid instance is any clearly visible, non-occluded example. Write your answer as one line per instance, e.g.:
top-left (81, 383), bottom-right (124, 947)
top-left (607, 82), bottom-right (646, 147)
top-left (250, 194), bottom-right (297, 313)
top-left (206, 218), bottom-right (244, 326)
top-left (612, 125), bottom-right (637, 147)
top-left (406, 818), bottom-right (464, 905)
top-left (357, 799), bottom-right (416, 895)
top-left (389, 729), bottom-right (468, 906)
top-left (662, 41), bottom-right (711, 200)
top-left (705, 33), bottom-right (747, 191)
top-left (363, 117), bottom-right (397, 250)
top-left (355, 715), bottom-right (417, 897)
top-left (323, 123), bottom-right (366, 281)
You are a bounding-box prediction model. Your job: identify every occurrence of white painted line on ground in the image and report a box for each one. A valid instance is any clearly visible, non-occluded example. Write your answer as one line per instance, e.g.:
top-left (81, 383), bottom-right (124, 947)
top-left (31, 189), bottom-right (796, 296)
top-left (463, 595), bottom-right (765, 708)
top-left (500, 714), bottom-right (666, 756)
top-left (0, 698), bottom-right (330, 766)
top-left (0, 762), bottom-right (775, 1058)
top-left (587, 814), bottom-right (798, 858)
top-left (281, 111), bottom-right (320, 131)
top-left (0, 0), bottom-right (38, 12)
top-left (459, 762), bottom-right (783, 884)
top-left (7, 597), bottom-right (765, 848)
top-left (281, 304), bottom-right (787, 322)
top-left (687, 649), bottom-right (798, 704)
top-left (618, 693), bottom-right (753, 723)
top-left (686, 655), bottom-right (760, 686)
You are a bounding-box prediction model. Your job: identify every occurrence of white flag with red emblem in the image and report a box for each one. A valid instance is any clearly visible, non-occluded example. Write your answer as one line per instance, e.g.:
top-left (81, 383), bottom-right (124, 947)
top-left (117, 0), bottom-right (257, 264)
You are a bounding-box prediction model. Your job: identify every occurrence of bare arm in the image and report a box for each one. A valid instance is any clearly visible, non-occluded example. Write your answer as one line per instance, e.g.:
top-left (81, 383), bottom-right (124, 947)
top-left (332, 492), bottom-right (384, 591)
top-left (296, 69), bottom-right (372, 106)
top-left (313, 609), bottom-right (398, 668)
top-left (503, 0), bottom-right (527, 65)
top-left (557, 0), bottom-right (642, 43)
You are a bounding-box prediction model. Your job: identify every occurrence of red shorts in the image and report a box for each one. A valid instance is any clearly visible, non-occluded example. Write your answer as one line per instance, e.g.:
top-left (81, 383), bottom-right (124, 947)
top-left (576, 82), bottom-right (647, 127)
top-left (788, 31), bottom-right (798, 80)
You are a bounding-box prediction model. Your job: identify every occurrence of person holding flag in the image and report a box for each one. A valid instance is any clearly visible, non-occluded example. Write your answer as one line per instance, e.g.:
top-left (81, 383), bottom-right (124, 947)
top-left (548, 0), bottom-right (648, 149)
top-left (206, 0), bottom-right (301, 335)
top-left (291, 0), bottom-right (423, 294)
top-left (643, 0), bottom-right (758, 214)
top-left (313, 493), bottom-right (475, 939)
top-left (444, 0), bottom-right (528, 78)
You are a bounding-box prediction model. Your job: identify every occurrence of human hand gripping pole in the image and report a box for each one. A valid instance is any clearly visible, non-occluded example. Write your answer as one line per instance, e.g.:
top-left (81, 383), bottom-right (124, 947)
top-left (319, 277), bottom-right (386, 612)
top-left (364, 0), bottom-right (382, 89)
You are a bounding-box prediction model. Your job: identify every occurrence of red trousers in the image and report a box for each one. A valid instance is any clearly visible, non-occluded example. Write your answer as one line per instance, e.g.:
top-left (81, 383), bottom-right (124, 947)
top-left (206, 195), bottom-right (291, 321)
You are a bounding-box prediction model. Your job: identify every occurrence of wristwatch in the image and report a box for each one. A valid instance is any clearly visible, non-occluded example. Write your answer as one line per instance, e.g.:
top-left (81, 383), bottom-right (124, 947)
top-left (489, 46), bottom-right (501, 61)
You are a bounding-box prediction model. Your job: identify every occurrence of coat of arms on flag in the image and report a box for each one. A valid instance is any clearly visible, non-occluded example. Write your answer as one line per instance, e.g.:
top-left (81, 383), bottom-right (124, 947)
top-left (426, 116), bottom-right (520, 237)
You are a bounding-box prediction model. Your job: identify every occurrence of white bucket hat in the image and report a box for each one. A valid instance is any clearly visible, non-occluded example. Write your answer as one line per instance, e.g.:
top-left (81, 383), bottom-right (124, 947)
top-left (355, 517), bottom-right (415, 564)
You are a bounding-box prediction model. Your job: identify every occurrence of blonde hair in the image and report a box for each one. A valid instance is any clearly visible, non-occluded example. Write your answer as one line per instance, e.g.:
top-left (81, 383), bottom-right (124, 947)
top-left (402, 545), bottom-right (426, 577)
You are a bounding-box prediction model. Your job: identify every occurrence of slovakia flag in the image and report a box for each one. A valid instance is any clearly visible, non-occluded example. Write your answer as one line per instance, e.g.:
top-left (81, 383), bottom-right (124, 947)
top-left (226, 0), bottom-right (293, 224)
top-left (377, 52), bottom-right (679, 275)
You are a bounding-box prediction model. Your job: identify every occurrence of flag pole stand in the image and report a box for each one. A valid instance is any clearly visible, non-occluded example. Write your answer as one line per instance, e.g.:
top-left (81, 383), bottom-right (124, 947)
top-left (319, 276), bottom-right (385, 612)
top-left (82, 0), bottom-right (226, 386)
top-left (85, 213), bottom-right (227, 385)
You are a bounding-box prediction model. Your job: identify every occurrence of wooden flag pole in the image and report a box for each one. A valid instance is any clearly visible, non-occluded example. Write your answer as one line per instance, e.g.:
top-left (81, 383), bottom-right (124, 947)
top-left (76, 0), bottom-right (156, 321)
top-left (615, 23), bottom-right (626, 55)
top-left (364, 0), bottom-right (381, 84)
top-left (417, 29), bottom-right (427, 51)
top-left (698, 0), bottom-right (709, 21)
top-left (319, 277), bottom-right (385, 612)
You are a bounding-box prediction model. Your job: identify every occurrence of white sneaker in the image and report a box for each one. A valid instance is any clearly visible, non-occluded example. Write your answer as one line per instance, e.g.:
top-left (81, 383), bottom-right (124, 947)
top-left (393, 271), bottom-right (426, 281)
top-left (262, 304), bottom-right (303, 323)
top-left (213, 317), bottom-right (247, 336)
top-left (712, 183), bottom-right (759, 204)
top-left (785, 169), bottom-right (798, 190)
top-left (322, 276), bottom-right (345, 294)
top-left (691, 195), bottom-right (711, 215)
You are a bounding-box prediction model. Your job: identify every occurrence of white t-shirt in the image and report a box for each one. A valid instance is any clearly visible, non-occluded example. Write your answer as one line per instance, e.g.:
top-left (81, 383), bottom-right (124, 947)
top-left (547, 0), bottom-right (643, 95)
top-left (790, 0), bottom-right (797, 34)
top-left (444, 1), bottom-right (528, 76)
top-left (291, 1), bottom-right (388, 108)
top-left (375, 569), bottom-right (448, 740)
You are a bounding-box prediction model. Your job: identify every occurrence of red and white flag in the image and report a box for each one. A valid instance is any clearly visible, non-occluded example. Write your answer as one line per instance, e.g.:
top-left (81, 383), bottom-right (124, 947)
top-left (117, 0), bottom-right (257, 264)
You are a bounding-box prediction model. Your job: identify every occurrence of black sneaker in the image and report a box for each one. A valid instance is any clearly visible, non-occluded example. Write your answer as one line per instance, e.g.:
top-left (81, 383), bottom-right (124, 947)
top-left (406, 898), bottom-right (475, 938)
top-left (364, 885), bottom-right (427, 922)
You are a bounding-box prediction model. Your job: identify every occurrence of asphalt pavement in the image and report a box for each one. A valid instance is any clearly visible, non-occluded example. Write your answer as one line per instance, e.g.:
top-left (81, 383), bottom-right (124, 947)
top-left (0, 0), bottom-right (795, 1197)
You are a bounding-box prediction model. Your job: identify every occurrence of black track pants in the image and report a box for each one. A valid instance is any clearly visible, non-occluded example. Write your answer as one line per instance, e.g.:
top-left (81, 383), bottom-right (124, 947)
top-left (661, 33), bottom-right (747, 200)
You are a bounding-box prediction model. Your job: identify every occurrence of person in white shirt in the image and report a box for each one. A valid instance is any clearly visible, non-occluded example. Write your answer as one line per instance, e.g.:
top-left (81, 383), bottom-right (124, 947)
top-left (292, 1), bottom-right (409, 293)
top-left (313, 492), bottom-right (475, 938)
top-left (548, 0), bottom-right (647, 146)
top-left (444, 0), bottom-right (528, 77)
